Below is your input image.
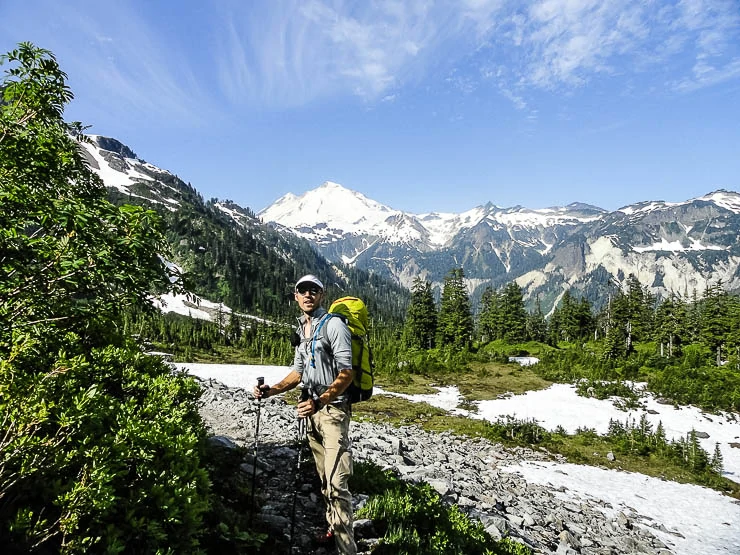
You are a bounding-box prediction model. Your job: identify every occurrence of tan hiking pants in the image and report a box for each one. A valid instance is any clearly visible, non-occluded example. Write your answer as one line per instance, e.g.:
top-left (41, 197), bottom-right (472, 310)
top-left (307, 403), bottom-right (357, 555)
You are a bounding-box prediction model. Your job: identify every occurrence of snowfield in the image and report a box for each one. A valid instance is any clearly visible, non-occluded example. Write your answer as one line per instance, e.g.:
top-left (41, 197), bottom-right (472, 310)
top-left (178, 363), bottom-right (740, 555)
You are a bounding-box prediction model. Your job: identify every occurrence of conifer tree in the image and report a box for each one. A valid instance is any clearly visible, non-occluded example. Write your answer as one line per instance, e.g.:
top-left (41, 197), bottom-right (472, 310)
top-left (654, 421), bottom-right (667, 451)
top-left (558, 290), bottom-right (579, 342)
top-left (500, 282), bottom-right (528, 343)
top-left (700, 281), bottom-right (729, 365)
top-left (710, 442), bottom-right (724, 474)
top-left (477, 286), bottom-right (501, 342)
top-left (436, 268), bottom-right (474, 349)
top-left (653, 294), bottom-right (687, 357)
top-left (402, 277), bottom-right (437, 349)
top-left (602, 286), bottom-right (631, 359)
top-left (625, 274), bottom-right (654, 342)
top-left (526, 296), bottom-right (547, 343)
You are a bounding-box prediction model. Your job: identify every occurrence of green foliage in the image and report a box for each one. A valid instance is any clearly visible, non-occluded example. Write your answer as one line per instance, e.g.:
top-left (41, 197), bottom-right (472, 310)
top-left (355, 466), bottom-right (531, 555)
top-left (0, 43), bottom-right (215, 552)
top-left (601, 415), bottom-right (727, 487)
top-left (436, 268), bottom-right (474, 350)
top-left (575, 379), bottom-right (643, 410)
top-left (647, 362), bottom-right (740, 412)
top-left (198, 441), bottom-right (266, 553)
top-left (482, 417), bottom-right (550, 445)
top-left (402, 277), bottom-right (437, 350)
top-left (124, 309), bottom-right (296, 365)
top-left (1, 338), bottom-right (211, 552)
top-left (395, 346), bottom-right (472, 375)
top-left (1, 45), bottom-right (176, 341)
top-left (349, 459), bottom-right (403, 496)
top-left (548, 291), bottom-right (595, 344)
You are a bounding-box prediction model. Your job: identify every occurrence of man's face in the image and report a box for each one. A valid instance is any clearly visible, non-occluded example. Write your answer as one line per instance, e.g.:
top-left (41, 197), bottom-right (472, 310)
top-left (295, 284), bottom-right (323, 313)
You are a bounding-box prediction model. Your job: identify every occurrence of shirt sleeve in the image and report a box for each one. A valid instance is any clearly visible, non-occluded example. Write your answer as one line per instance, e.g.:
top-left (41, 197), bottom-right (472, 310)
top-left (326, 316), bottom-right (353, 371)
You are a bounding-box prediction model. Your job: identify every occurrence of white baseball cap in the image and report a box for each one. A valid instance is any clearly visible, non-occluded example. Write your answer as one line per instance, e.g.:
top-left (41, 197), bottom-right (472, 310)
top-left (295, 274), bottom-right (324, 291)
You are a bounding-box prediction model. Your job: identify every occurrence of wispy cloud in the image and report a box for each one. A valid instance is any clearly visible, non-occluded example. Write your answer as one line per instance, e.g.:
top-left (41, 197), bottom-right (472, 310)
top-left (214, 0), bottom-right (740, 111)
top-left (0, 1), bottom-right (216, 128)
top-left (478, 0), bottom-right (739, 94)
top-left (672, 57), bottom-right (740, 91)
top-left (5, 0), bottom-right (737, 119)
top-left (215, 0), bottom-right (456, 107)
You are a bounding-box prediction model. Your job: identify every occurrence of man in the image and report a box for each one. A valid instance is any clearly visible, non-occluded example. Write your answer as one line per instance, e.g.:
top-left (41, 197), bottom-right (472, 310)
top-left (254, 274), bottom-right (357, 554)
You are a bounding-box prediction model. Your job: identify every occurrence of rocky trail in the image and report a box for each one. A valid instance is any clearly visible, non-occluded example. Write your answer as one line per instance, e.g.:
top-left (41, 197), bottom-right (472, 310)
top-left (197, 377), bottom-right (678, 554)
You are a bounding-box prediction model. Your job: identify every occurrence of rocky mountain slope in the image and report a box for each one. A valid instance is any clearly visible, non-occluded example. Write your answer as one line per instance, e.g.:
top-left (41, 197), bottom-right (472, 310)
top-left (77, 132), bottom-right (740, 316)
top-left (260, 182), bottom-right (740, 313)
top-left (76, 135), bottom-right (409, 322)
top-left (198, 377), bottom-right (679, 554)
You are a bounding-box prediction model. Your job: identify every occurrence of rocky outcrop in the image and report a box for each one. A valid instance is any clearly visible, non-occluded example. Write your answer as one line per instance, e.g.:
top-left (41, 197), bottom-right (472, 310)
top-left (197, 377), bottom-right (675, 554)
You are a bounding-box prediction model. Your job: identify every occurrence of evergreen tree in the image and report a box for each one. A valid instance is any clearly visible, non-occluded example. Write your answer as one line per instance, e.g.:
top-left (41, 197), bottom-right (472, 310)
top-left (477, 285), bottom-right (501, 342)
top-left (558, 290), bottom-right (579, 342)
top-left (654, 421), bottom-right (668, 451)
top-left (602, 286), bottom-right (631, 359)
top-left (625, 274), bottom-right (654, 342)
top-left (402, 277), bottom-right (438, 349)
top-left (436, 268), bottom-right (474, 349)
top-left (699, 281), bottom-right (730, 365)
top-left (547, 303), bottom-right (563, 346)
top-left (686, 430), bottom-right (709, 471)
top-left (500, 282), bottom-right (528, 343)
top-left (653, 294), bottom-right (688, 357)
top-left (526, 296), bottom-right (547, 343)
top-left (710, 443), bottom-right (724, 474)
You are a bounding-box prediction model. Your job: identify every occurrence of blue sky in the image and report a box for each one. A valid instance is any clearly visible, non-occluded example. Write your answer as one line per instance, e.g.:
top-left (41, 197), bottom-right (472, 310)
top-left (2, 0), bottom-right (739, 214)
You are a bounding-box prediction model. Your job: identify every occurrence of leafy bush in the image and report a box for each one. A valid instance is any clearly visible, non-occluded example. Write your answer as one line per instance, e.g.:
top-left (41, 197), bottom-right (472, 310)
top-left (198, 440), bottom-right (266, 553)
top-left (350, 459), bottom-right (403, 495)
top-left (0, 43), bottom-right (220, 552)
top-left (356, 477), bottom-right (531, 555)
top-left (0, 336), bottom-right (211, 552)
top-left (483, 416), bottom-right (550, 445)
top-left (575, 379), bottom-right (644, 410)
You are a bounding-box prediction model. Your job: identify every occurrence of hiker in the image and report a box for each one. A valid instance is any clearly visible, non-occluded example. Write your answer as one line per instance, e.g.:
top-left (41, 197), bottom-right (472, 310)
top-left (254, 274), bottom-right (357, 554)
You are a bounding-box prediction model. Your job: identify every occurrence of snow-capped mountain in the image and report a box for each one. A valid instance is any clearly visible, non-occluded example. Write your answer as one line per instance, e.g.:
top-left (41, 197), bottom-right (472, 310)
top-left (78, 135), bottom-right (264, 230)
top-left (260, 182), bottom-right (740, 312)
top-left (78, 132), bottom-right (740, 315)
top-left (261, 181), bottom-right (604, 251)
top-left (75, 136), bottom-right (411, 323)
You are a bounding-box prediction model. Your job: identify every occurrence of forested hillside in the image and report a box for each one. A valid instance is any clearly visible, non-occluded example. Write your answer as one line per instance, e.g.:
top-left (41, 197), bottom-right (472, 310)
top-left (397, 269), bottom-right (740, 415)
top-left (102, 155), bottom-right (409, 326)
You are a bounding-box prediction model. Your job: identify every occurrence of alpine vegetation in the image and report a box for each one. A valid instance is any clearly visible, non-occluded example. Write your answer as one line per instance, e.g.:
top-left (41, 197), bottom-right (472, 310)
top-left (0, 43), bottom-right (214, 552)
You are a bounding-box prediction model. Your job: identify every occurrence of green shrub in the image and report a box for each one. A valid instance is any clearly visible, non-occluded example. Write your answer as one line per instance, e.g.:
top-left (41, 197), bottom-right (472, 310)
top-left (354, 463), bottom-right (532, 555)
top-left (0, 42), bottom-right (227, 553)
top-left (350, 460), bottom-right (403, 495)
top-left (198, 440), bottom-right (266, 553)
top-left (0, 333), bottom-right (212, 552)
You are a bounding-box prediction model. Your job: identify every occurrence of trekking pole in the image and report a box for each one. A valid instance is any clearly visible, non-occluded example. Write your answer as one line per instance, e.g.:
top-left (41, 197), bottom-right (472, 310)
top-left (249, 376), bottom-right (265, 526)
top-left (289, 385), bottom-right (310, 551)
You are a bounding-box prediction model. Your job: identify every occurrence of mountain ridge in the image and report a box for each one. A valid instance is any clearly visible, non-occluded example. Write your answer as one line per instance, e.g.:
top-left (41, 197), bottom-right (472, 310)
top-left (78, 135), bottom-right (410, 324)
top-left (78, 133), bottom-right (740, 316)
top-left (259, 181), bottom-right (740, 313)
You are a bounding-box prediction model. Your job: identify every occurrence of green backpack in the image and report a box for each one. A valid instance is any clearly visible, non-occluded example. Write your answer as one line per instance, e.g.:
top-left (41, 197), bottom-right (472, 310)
top-left (328, 296), bottom-right (374, 403)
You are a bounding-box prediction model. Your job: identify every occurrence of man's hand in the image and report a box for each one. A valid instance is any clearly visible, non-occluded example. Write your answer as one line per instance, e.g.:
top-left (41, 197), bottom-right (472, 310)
top-left (297, 398), bottom-right (319, 418)
top-left (254, 383), bottom-right (270, 399)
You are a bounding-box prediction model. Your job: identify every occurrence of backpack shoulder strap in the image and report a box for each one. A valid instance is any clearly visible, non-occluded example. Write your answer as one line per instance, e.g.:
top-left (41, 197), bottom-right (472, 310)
top-left (310, 313), bottom-right (334, 368)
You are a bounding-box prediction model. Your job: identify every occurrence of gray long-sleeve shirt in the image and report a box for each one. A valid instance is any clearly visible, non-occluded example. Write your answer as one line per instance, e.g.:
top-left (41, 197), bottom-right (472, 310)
top-left (293, 307), bottom-right (352, 403)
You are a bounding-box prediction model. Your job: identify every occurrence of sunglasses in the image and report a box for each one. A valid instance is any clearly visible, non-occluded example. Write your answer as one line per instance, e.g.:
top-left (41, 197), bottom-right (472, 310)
top-left (296, 286), bottom-right (321, 295)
